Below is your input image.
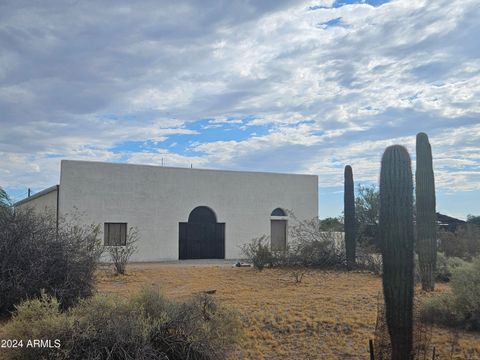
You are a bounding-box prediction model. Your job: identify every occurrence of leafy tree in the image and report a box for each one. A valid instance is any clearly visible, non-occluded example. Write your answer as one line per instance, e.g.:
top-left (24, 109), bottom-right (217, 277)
top-left (355, 184), bottom-right (380, 249)
top-left (467, 214), bottom-right (480, 226)
top-left (0, 187), bottom-right (11, 208)
top-left (355, 184), bottom-right (380, 226)
top-left (319, 217), bottom-right (344, 231)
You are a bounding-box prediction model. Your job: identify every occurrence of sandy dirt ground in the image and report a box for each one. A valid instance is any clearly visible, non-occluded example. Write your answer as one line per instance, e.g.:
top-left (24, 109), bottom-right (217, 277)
top-left (96, 263), bottom-right (480, 360)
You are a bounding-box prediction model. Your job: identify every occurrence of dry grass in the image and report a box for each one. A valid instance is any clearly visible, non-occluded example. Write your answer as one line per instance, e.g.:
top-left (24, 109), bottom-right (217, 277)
top-left (96, 264), bottom-right (480, 360)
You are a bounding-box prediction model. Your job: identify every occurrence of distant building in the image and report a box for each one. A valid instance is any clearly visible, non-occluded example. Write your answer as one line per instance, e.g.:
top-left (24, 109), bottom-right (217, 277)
top-left (15, 160), bottom-right (318, 261)
top-left (436, 212), bottom-right (466, 232)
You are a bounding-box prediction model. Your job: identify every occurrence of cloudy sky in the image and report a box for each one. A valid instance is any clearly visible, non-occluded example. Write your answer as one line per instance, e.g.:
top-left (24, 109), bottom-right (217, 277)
top-left (1, 0), bottom-right (479, 219)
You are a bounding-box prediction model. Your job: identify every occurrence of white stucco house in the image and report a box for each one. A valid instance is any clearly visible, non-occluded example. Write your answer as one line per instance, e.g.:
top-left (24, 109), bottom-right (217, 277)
top-left (15, 160), bottom-right (318, 261)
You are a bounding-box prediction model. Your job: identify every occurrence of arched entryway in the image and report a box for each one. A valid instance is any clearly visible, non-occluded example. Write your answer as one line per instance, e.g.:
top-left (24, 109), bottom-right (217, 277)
top-left (270, 208), bottom-right (287, 251)
top-left (179, 206), bottom-right (225, 259)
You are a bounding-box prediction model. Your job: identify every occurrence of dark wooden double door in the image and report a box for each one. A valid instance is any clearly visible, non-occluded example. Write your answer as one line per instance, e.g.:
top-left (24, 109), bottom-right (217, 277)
top-left (179, 206), bottom-right (225, 259)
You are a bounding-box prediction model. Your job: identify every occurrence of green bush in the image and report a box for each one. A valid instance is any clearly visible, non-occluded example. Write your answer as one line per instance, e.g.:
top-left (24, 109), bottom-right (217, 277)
top-left (0, 209), bottom-right (103, 316)
top-left (435, 252), bottom-right (468, 282)
top-left (67, 295), bottom-right (155, 360)
top-left (2, 292), bottom-right (69, 360)
top-left (421, 258), bottom-right (480, 331)
top-left (412, 252), bottom-right (467, 285)
top-left (4, 288), bottom-right (242, 360)
top-left (438, 224), bottom-right (480, 260)
top-left (421, 293), bottom-right (459, 326)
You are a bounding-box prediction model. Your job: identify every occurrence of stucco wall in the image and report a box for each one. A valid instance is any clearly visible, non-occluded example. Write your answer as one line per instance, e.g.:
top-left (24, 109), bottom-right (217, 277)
top-left (15, 186), bottom-right (58, 219)
top-left (59, 160), bottom-right (318, 261)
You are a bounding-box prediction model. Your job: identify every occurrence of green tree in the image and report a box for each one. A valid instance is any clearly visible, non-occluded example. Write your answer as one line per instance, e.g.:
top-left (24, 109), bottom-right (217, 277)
top-left (355, 184), bottom-right (379, 226)
top-left (1, 187), bottom-right (10, 205)
top-left (0, 187), bottom-right (12, 214)
top-left (319, 217), bottom-right (344, 232)
top-left (467, 214), bottom-right (480, 226)
top-left (355, 184), bottom-right (380, 249)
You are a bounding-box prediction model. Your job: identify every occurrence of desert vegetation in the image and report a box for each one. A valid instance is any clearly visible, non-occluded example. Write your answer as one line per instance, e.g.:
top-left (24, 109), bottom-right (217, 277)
top-left (438, 223), bottom-right (480, 261)
top-left (240, 132), bottom-right (479, 359)
top-left (344, 165), bottom-right (356, 270)
top-left (416, 132), bottom-right (437, 292)
top-left (0, 208), bottom-right (103, 316)
top-left (378, 145), bottom-right (416, 359)
top-left (241, 215), bottom-right (347, 283)
top-left (92, 264), bottom-right (480, 359)
top-left (3, 288), bottom-right (241, 360)
top-left (421, 258), bottom-right (480, 332)
top-left (106, 226), bottom-right (139, 275)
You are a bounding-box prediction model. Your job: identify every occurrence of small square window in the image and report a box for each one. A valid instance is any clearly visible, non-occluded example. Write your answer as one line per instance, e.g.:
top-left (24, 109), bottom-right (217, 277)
top-left (104, 223), bottom-right (127, 246)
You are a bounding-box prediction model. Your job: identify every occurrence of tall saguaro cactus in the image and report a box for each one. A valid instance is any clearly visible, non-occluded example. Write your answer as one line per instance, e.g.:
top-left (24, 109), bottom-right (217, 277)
top-left (416, 132), bottom-right (437, 291)
top-left (344, 165), bottom-right (356, 270)
top-left (379, 145), bottom-right (415, 360)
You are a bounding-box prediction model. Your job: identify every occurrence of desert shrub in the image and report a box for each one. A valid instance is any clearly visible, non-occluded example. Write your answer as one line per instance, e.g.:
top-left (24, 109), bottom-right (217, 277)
top-left (242, 215), bottom-right (346, 273)
top-left (240, 235), bottom-right (275, 271)
top-left (4, 288), bottom-right (242, 360)
top-left (356, 243), bottom-right (382, 275)
top-left (421, 293), bottom-right (459, 327)
top-left (131, 287), bottom-right (171, 320)
top-left (288, 234), bottom-right (346, 269)
top-left (287, 214), bottom-right (346, 269)
top-left (107, 226), bottom-right (139, 274)
top-left (2, 292), bottom-right (70, 360)
top-left (438, 224), bottom-right (480, 260)
top-left (421, 258), bottom-right (480, 331)
top-left (0, 209), bottom-right (103, 316)
top-left (435, 252), bottom-right (468, 282)
top-left (153, 293), bottom-right (243, 359)
top-left (68, 295), bottom-right (158, 360)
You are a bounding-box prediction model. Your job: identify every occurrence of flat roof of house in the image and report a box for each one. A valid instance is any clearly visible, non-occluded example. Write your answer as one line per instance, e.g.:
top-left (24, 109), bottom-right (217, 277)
top-left (61, 159), bottom-right (318, 178)
top-left (14, 161), bottom-right (317, 207)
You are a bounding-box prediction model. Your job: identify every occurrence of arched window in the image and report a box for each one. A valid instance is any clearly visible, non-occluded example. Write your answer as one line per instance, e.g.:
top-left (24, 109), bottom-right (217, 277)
top-left (188, 206), bottom-right (217, 223)
top-left (271, 208), bottom-right (286, 217)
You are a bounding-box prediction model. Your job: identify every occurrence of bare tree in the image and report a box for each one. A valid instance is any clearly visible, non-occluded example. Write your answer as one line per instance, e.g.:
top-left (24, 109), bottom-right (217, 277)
top-left (287, 210), bottom-right (346, 269)
top-left (107, 227), bottom-right (139, 275)
top-left (242, 212), bottom-right (347, 282)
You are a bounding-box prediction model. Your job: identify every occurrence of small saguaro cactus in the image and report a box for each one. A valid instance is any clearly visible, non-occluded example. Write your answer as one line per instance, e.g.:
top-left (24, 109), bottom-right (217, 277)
top-left (379, 145), bottom-right (415, 360)
top-left (344, 165), bottom-right (356, 270)
top-left (416, 132), bottom-right (437, 291)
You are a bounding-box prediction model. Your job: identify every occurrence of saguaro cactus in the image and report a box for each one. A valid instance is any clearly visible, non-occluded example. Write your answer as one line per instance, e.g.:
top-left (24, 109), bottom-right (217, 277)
top-left (379, 145), bottom-right (415, 360)
top-left (416, 132), bottom-right (437, 291)
top-left (344, 165), bottom-right (356, 270)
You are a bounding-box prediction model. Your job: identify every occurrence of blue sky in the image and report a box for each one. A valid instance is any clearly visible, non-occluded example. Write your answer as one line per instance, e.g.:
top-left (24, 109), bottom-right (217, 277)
top-left (1, 0), bottom-right (479, 220)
